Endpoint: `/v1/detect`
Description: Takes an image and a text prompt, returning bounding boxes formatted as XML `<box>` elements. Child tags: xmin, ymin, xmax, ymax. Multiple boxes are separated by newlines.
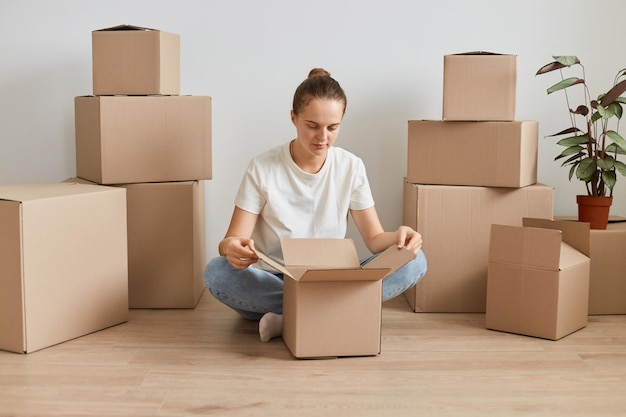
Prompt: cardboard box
<box><xmin>555</xmin><ymin>216</ymin><xmax>626</xmax><ymax>315</ymax></box>
<box><xmin>66</xmin><ymin>178</ymin><xmax>206</xmax><ymax>308</ymax></box>
<box><xmin>407</xmin><ymin>120</ymin><xmax>538</xmax><ymax>188</ymax></box>
<box><xmin>443</xmin><ymin>52</ymin><xmax>517</xmax><ymax>121</ymax></box>
<box><xmin>92</xmin><ymin>24</ymin><xmax>180</xmax><ymax>95</ymax></box>
<box><xmin>75</xmin><ymin>95</ymin><xmax>212</xmax><ymax>185</ymax></box>
<box><xmin>0</xmin><ymin>183</ymin><xmax>128</xmax><ymax>354</ymax></box>
<box><xmin>124</xmin><ymin>181</ymin><xmax>206</xmax><ymax>308</ymax></box>
<box><xmin>256</xmin><ymin>239</ymin><xmax>415</xmax><ymax>359</ymax></box>
<box><xmin>486</xmin><ymin>218</ymin><xmax>591</xmax><ymax>340</ymax></box>
<box><xmin>402</xmin><ymin>181</ymin><xmax>554</xmax><ymax>313</ymax></box>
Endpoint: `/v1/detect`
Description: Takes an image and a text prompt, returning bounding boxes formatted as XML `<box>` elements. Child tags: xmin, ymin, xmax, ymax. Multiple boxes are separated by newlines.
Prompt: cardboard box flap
<box><xmin>450</xmin><ymin>51</ymin><xmax>512</xmax><ymax>56</ymax></box>
<box><xmin>490</xmin><ymin>224</ymin><xmax>563</xmax><ymax>271</ymax></box>
<box><xmin>299</xmin><ymin>268</ymin><xmax>390</xmax><ymax>282</ymax></box>
<box><xmin>95</xmin><ymin>24</ymin><xmax>159</xmax><ymax>32</ymax></box>
<box><xmin>523</xmin><ymin>217</ymin><xmax>591</xmax><ymax>256</ymax></box>
<box><xmin>363</xmin><ymin>245</ymin><xmax>417</xmax><ymax>276</ymax></box>
<box><xmin>281</xmin><ymin>238</ymin><xmax>359</xmax><ymax>268</ymax></box>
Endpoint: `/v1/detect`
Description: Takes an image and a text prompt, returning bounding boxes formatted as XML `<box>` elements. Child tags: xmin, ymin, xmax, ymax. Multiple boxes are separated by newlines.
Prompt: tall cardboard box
<box><xmin>407</xmin><ymin>120</ymin><xmax>538</xmax><ymax>188</ymax></box>
<box><xmin>75</xmin><ymin>95</ymin><xmax>212</xmax><ymax>185</ymax></box>
<box><xmin>442</xmin><ymin>52</ymin><xmax>517</xmax><ymax>121</ymax></box>
<box><xmin>555</xmin><ymin>217</ymin><xmax>626</xmax><ymax>314</ymax></box>
<box><xmin>92</xmin><ymin>25</ymin><xmax>180</xmax><ymax>95</ymax></box>
<box><xmin>486</xmin><ymin>219</ymin><xmax>591</xmax><ymax>340</ymax></box>
<box><xmin>256</xmin><ymin>239</ymin><xmax>415</xmax><ymax>359</ymax></box>
<box><xmin>402</xmin><ymin>180</ymin><xmax>554</xmax><ymax>312</ymax></box>
<box><xmin>0</xmin><ymin>183</ymin><xmax>128</xmax><ymax>354</ymax></box>
<box><xmin>124</xmin><ymin>181</ymin><xmax>206</xmax><ymax>308</ymax></box>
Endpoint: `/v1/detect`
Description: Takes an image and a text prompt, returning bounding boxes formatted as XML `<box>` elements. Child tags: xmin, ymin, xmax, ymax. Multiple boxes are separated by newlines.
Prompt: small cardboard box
<box><xmin>486</xmin><ymin>218</ymin><xmax>591</xmax><ymax>340</ymax></box>
<box><xmin>75</xmin><ymin>95</ymin><xmax>212</xmax><ymax>185</ymax></box>
<box><xmin>442</xmin><ymin>52</ymin><xmax>517</xmax><ymax>121</ymax></box>
<box><xmin>402</xmin><ymin>180</ymin><xmax>554</xmax><ymax>313</ymax></box>
<box><xmin>407</xmin><ymin>120</ymin><xmax>538</xmax><ymax>188</ymax></box>
<box><xmin>92</xmin><ymin>24</ymin><xmax>180</xmax><ymax>95</ymax></box>
<box><xmin>555</xmin><ymin>216</ymin><xmax>626</xmax><ymax>315</ymax></box>
<box><xmin>0</xmin><ymin>183</ymin><xmax>128</xmax><ymax>354</ymax></box>
<box><xmin>66</xmin><ymin>178</ymin><xmax>206</xmax><ymax>308</ymax></box>
<box><xmin>256</xmin><ymin>239</ymin><xmax>415</xmax><ymax>359</ymax></box>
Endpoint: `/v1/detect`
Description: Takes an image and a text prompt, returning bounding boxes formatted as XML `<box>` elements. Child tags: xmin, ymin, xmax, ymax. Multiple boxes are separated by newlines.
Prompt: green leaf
<box><xmin>606</xmin><ymin>130</ymin><xmax>626</xmax><ymax>153</ymax></box>
<box><xmin>615</xmin><ymin>160</ymin><xmax>626</xmax><ymax>176</ymax></box>
<box><xmin>554</xmin><ymin>56</ymin><xmax>580</xmax><ymax>66</ymax></box>
<box><xmin>616</xmin><ymin>97</ymin><xmax>626</xmax><ymax>104</ymax></box>
<box><xmin>576</xmin><ymin>157</ymin><xmax>597</xmax><ymax>180</ymax></box>
<box><xmin>597</xmin><ymin>154</ymin><xmax>615</xmax><ymax>170</ymax></box>
<box><xmin>602</xmin><ymin>170</ymin><xmax>617</xmax><ymax>189</ymax></box>
<box><xmin>556</xmin><ymin>135</ymin><xmax>589</xmax><ymax>147</ymax></box>
<box><xmin>591</xmin><ymin>111</ymin><xmax>603</xmax><ymax>123</ymax></box>
<box><xmin>597</xmin><ymin>104</ymin><xmax>615</xmax><ymax>119</ymax></box>
<box><xmin>556</xmin><ymin>146</ymin><xmax>584</xmax><ymax>161</ymax></box>
<box><xmin>568</xmin><ymin>164</ymin><xmax>576</xmax><ymax>181</ymax></box>
<box><xmin>606</xmin><ymin>143</ymin><xmax>626</xmax><ymax>155</ymax></box>
<box><xmin>610</xmin><ymin>102</ymin><xmax>623</xmax><ymax>119</ymax></box>
<box><xmin>547</xmin><ymin>77</ymin><xmax>584</xmax><ymax>94</ymax></box>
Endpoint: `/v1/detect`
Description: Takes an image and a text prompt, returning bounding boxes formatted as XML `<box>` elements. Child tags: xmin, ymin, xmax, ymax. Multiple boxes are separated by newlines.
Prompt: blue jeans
<box><xmin>204</xmin><ymin>250</ymin><xmax>427</xmax><ymax>321</ymax></box>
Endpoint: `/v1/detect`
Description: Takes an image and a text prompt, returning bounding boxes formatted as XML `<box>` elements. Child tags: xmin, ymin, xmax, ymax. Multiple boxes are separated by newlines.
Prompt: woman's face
<box><xmin>291</xmin><ymin>98</ymin><xmax>344</xmax><ymax>157</ymax></box>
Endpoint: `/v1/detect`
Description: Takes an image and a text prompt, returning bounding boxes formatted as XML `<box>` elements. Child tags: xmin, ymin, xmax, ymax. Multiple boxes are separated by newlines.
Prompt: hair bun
<box><xmin>308</xmin><ymin>68</ymin><xmax>331</xmax><ymax>78</ymax></box>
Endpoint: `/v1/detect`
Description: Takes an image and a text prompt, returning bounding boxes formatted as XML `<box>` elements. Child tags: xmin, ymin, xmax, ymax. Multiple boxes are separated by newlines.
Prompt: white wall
<box><xmin>1</xmin><ymin>0</ymin><xmax>625</xmax><ymax>259</ymax></box>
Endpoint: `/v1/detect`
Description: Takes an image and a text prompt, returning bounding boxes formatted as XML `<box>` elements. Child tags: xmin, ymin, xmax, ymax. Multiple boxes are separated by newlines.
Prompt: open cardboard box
<box><xmin>255</xmin><ymin>238</ymin><xmax>415</xmax><ymax>359</ymax></box>
<box><xmin>486</xmin><ymin>218</ymin><xmax>591</xmax><ymax>340</ymax></box>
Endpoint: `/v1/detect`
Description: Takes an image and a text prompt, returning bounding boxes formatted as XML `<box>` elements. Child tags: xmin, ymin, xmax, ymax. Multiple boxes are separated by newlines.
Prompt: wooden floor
<box><xmin>2</xmin><ymin>292</ymin><xmax>626</xmax><ymax>417</ymax></box>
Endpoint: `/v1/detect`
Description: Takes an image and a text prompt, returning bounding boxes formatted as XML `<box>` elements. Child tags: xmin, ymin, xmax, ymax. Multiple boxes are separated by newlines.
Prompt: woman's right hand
<box><xmin>220</xmin><ymin>236</ymin><xmax>259</xmax><ymax>269</ymax></box>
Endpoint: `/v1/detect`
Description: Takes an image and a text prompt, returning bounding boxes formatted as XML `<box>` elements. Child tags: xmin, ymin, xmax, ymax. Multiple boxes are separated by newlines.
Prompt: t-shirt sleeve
<box><xmin>349</xmin><ymin>159</ymin><xmax>375</xmax><ymax>210</ymax></box>
<box><xmin>234</xmin><ymin>160</ymin><xmax>266</xmax><ymax>214</ymax></box>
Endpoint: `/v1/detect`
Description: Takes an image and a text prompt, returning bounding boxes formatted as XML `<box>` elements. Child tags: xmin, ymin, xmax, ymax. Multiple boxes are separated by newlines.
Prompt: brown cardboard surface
<box><xmin>124</xmin><ymin>181</ymin><xmax>206</xmax><ymax>308</ymax></box>
<box><xmin>65</xmin><ymin>178</ymin><xmax>206</xmax><ymax>309</ymax></box>
<box><xmin>0</xmin><ymin>183</ymin><xmax>128</xmax><ymax>354</ymax></box>
<box><xmin>402</xmin><ymin>181</ymin><xmax>554</xmax><ymax>313</ymax></box>
<box><xmin>407</xmin><ymin>120</ymin><xmax>538</xmax><ymax>188</ymax></box>
<box><xmin>555</xmin><ymin>216</ymin><xmax>626</xmax><ymax>314</ymax></box>
<box><xmin>75</xmin><ymin>95</ymin><xmax>212</xmax><ymax>185</ymax></box>
<box><xmin>257</xmin><ymin>239</ymin><xmax>415</xmax><ymax>359</ymax></box>
<box><xmin>486</xmin><ymin>222</ymin><xmax>590</xmax><ymax>340</ymax></box>
<box><xmin>92</xmin><ymin>25</ymin><xmax>180</xmax><ymax>95</ymax></box>
<box><xmin>443</xmin><ymin>52</ymin><xmax>517</xmax><ymax>121</ymax></box>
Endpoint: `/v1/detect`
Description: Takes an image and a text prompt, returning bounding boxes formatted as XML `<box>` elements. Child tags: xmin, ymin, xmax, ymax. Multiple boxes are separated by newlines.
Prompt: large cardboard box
<box><xmin>0</xmin><ymin>183</ymin><xmax>128</xmax><ymax>354</ymax></box>
<box><xmin>92</xmin><ymin>24</ymin><xmax>180</xmax><ymax>95</ymax></box>
<box><xmin>442</xmin><ymin>52</ymin><xmax>517</xmax><ymax>121</ymax></box>
<box><xmin>66</xmin><ymin>178</ymin><xmax>206</xmax><ymax>308</ymax></box>
<box><xmin>256</xmin><ymin>239</ymin><xmax>415</xmax><ymax>359</ymax></box>
<box><xmin>75</xmin><ymin>95</ymin><xmax>212</xmax><ymax>185</ymax></box>
<box><xmin>402</xmin><ymin>181</ymin><xmax>554</xmax><ymax>313</ymax></box>
<box><xmin>555</xmin><ymin>216</ymin><xmax>626</xmax><ymax>315</ymax></box>
<box><xmin>486</xmin><ymin>218</ymin><xmax>591</xmax><ymax>340</ymax></box>
<box><xmin>407</xmin><ymin>120</ymin><xmax>538</xmax><ymax>187</ymax></box>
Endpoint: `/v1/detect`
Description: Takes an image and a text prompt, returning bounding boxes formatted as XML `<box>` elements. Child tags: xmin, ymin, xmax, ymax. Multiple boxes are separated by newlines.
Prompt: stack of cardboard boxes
<box><xmin>73</xmin><ymin>25</ymin><xmax>212</xmax><ymax>309</ymax></box>
<box><xmin>403</xmin><ymin>52</ymin><xmax>555</xmax><ymax>314</ymax></box>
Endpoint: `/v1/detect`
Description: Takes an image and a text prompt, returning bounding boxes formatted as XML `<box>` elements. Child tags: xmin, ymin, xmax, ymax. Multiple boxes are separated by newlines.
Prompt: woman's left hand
<box><xmin>396</xmin><ymin>225</ymin><xmax>423</xmax><ymax>254</ymax></box>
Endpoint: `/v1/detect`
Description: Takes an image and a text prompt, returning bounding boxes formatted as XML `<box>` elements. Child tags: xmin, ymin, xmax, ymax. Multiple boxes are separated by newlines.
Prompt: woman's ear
<box><xmin>290</xmin><ymin>110</ymin><xmax>296</xmax><ymax>125</ymax></box>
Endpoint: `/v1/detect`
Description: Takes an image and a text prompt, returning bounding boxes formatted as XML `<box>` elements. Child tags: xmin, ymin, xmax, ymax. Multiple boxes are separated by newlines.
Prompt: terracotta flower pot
<box><xmin>576</xmin><ymin>195</ymin><xmax>613</xmax><ymax>230</ymax></box>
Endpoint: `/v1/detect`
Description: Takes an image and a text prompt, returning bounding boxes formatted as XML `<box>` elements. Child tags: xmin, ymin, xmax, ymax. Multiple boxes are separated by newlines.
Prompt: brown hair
<box><xmin>292</xmin><ymin>68</ymin><xmax>347</xmax><ymax>115</ymax></box>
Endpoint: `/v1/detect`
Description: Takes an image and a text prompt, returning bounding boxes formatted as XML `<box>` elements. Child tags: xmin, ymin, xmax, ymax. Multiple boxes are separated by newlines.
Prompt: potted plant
<box><xmin>536</xmin><ymin>56</ymin><xmax>626</xmax><ymax>229</ymax></box>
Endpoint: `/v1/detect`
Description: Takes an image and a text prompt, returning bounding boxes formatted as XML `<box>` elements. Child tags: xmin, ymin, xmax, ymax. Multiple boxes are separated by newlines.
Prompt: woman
<box><xmin>205</xmin><ymin>68</ymin><xmax>427</xmax><ymax>342</ymax></box>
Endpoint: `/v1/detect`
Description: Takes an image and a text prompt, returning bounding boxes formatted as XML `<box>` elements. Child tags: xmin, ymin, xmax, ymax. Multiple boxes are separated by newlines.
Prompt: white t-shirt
<box><xmin>235</xmin><ymin>142</ymin><xmax>375</xmax><ymax>268</ymax></box>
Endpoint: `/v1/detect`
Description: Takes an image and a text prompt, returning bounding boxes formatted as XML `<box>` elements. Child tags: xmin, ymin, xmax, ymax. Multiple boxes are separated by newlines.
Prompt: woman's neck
<box><xmin>290</xmin><ymin>139</ymin><xmax>326</xmax><ymax>174</ymax></box>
